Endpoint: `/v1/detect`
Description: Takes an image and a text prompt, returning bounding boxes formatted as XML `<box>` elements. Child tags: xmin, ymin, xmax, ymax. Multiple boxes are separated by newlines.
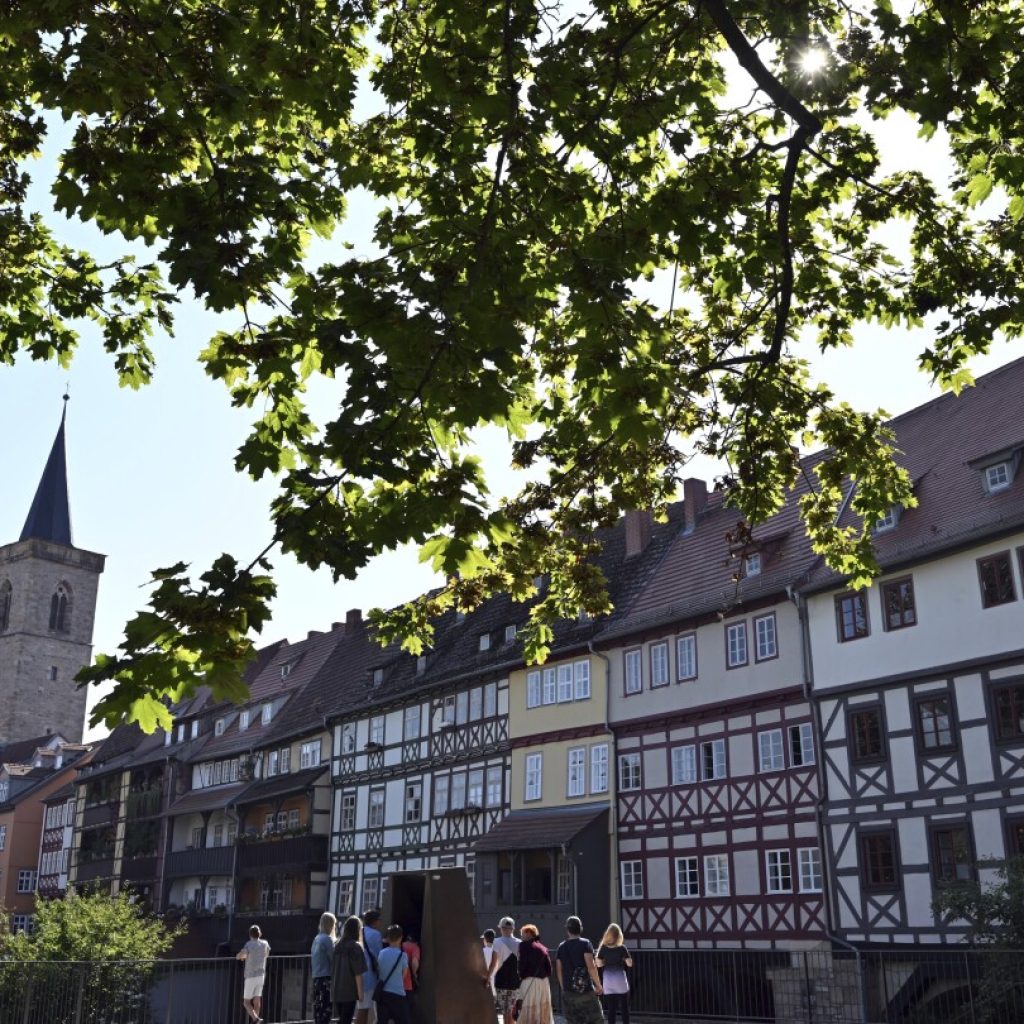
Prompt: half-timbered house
<box><xmin>599</xmin><ymin>478</ymin><xmax>826</xmax><ymax>949</ymax></box>
<box><xmin>327</xmin><ymin>605</ymin><xmax>513</xmax><ymax>927</ymax></box>
<box><xmin>804</xmin><ymin>356</ymin><xmax>1024</xmax><ymax>945</ymax></box>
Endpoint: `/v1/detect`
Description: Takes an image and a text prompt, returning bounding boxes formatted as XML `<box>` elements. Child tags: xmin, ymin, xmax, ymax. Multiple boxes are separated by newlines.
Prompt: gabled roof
<box><xmin>802</xmin><ymin>356</ymin><xmax>1024</xmax><ymax>591</ymax></box>
<box><xmin>20</xmin><ymin>403</ymin><xmax>73</xmax><ymax>546</ymax></box>
<box><xmin>0</xmin><ymin>734</ymin><xmax>66</xmax><ymax>765</ymax></box>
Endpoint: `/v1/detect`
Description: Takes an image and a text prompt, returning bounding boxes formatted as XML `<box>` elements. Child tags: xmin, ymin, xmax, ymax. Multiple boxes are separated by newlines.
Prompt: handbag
<box><xmin>373</xmin><ymin>950</ymin><xmax>403</xmax><ymax>1003</ymax></box>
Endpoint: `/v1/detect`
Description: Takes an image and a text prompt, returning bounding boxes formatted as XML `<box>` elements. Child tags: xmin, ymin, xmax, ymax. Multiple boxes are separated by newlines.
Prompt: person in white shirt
<box><xmin>481</xmin><ymin>930</ymin><xmax>496</xmax><ymax>995</ymax></box>
<box><xmin>487</xmin><ymin>917</ymin><xmax>521</xmax><ymax>1022</ymax></box>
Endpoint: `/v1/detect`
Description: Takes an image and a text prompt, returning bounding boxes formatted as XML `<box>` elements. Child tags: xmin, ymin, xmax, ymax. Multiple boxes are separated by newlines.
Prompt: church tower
<box><xmin>0</xmin><ymin>401</ymin><xmax>105</xmax><ymax>743</ymax></box>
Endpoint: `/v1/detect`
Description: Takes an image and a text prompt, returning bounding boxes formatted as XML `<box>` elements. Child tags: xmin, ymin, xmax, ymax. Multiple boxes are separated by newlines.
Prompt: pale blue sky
<box><xmin>2</xmin><ymin>99</ymin><xmax>1017</xmax><ymax>741</ymax></box>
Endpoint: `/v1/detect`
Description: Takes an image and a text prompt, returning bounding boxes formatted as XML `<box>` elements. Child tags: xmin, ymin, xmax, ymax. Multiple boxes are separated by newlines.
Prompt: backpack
<box><xmin>494</xmin><ymin>945</ymin><xmax>519</xmax><ymax>990</ymax></box>
<box><xmin>569</xmin><ymin>965</ymin><xmax>590</xmax><ymax>993</ymax></box>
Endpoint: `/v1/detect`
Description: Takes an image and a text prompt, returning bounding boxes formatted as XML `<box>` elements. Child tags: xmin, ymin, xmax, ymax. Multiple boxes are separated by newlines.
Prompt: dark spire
<box><xmin>20</xmin><ymin>396</ymin><xmax>73</xmax><ymax>546</ymax></box>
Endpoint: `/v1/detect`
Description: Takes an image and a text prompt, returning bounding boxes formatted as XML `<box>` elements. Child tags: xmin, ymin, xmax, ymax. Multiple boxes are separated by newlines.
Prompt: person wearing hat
<box><xmin>487</xmin><ymin>916</ymin><xmax>521</xmax><ymax>1022</ymax></box>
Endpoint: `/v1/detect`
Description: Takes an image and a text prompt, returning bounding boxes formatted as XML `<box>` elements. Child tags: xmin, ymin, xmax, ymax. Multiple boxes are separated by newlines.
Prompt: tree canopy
<box><xmin>2</xmin><ymin>1</ymin><xmax>1021</xmax><ymax>729</ymax></box>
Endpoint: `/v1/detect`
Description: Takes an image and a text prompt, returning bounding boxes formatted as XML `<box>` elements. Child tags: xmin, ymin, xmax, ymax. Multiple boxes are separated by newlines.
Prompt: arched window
<box><xmin>49</xmin><ymin>583</ymin><xmax>71</xmax><ymax>634</ymax></box>
<box><xmin>0</xmin><ymin>581</ymin><xmax>11</xmax><ymax>632</ymax></box>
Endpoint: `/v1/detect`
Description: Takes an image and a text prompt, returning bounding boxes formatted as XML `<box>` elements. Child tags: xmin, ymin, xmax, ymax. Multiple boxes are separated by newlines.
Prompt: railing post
<box><xmin>964</xmin><ymin>950</ymin><xmax>976</xmax><ymax>1024</ymax></box>
<box><xmin>804</xmin><ymin>951</ymin><xmax>814</xmax><ymax>1024</ymax></box>
<box><xmin>72</xmin><ymin>964</ymin><xmax>86</xmax><ymax>1024</ymax></box>
<box><xmin>164</xmin><ymin>960</ymin><xmax>174</xmax><ymax>1024</ymax></box>
<box><xmin>732</xmin><ymin>952</ymin><xmax>740</xmax><ymax>1023</ymax></box>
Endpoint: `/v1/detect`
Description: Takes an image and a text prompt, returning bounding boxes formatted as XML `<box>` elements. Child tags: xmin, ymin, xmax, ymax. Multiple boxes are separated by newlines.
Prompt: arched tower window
<box><xmin>49</xmin><ymin>582</ymin><xmax>71</xmax><ymax>634</ymax></box>
<box><xmin>0</xmin><ymin>581</ymin><xmax>11</xmax><ymax>632</ymax></box>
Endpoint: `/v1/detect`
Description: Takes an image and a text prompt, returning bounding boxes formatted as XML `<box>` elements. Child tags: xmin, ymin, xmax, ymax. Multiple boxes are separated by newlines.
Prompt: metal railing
<box><xmin>0</xmin><ymin>947</ymin><xmax>1022</xmax><ymax>1023</ymax></box>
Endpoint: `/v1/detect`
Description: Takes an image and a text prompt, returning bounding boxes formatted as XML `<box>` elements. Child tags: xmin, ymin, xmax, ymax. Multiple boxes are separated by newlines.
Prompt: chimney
<box><xmin>683</xmin><ymin>477</ymin><xmax>708</xmax><ymax>534</ymax></box>
<box><xmin>346</xmin><ymin>608</ymin><xmax>363</xmax><ymax>629</ymax></box>
<box><xmin>624</xmin><ymin>509</ymin><xmax>653</xmax><ymax>559</ymax></box>
<box><xmin>331</xmin><ymin>621</ymin><xmax>344</xmax><ymax>631</ymax></box>
<box><xmin>307</xmin><ymin>629</ymin><xmax>324</xmax><ymax>640</ymax></box>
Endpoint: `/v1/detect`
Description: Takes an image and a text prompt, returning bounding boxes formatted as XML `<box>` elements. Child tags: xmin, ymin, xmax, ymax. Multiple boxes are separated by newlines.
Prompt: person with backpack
<box><xmin>516</xmin><ymin>924</ymin><xmax>554</xmax><ymax>1024</ymax></box>
<box><xmin>595</xmin><ymin>923</ymin><xmax>633</xmax><ymax>1024</ymax></box>
<box><xmin>555</xmin><ymin>916</ymin><xmax>604</xmax><ymax>1024</ymax></box>
<box><xmin>375</xmin><ymin>924</ymin><xmax>411</xmax><ymax>1024</ymax></box>
<box><xmin>488</xmin><ymin>915</ymin><xmax>520</xmax><ymax>1022</ymax></box>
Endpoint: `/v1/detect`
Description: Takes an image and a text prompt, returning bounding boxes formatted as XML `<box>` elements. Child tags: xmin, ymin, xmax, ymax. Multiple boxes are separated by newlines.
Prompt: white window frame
<box><xmin>557</xmin><ymin>664</ymin><xmax>574</xmax><ymax>703</ymax></box>
<box><xmin>267</xmin><ymin>750</ymin><xmax>279</xmax><ymax>777</ymax></box>
<box><xmin>404</xmin><ymin>782</ymin><xmax>422</xmax><ymax>823</ymax></box>
<box><xmin>590</xmin><ymin>744</ymin><xmax>609</xmax><ymax>794</ymax></box>
<box><xmin>574</xmin><ymin>660</ymin><xmax>591</xmax><ymax>700</ymax></box>
<box><xmin>340</xmin><ymin>792</ymin><xmax>356</xmax><ymax>831</ymax></box>
<box><xmin>704</xmin><ymin>854</ymin><xmax>730</xmax><ymax>897</ymax></box>
<box><xmin>745</xmin><ymin>552</ymin><xmax>762</xmax><ymax>577</ymax></box>
<box><xmin>726</xmin><ymin>621</ymin><xmax>748</xmax><ymax>668</ymax></box>
<box><xmin>986</xmin><ymin>462</ymin><xmax>1011</xmax><ymax>493</ymax></box>
<box><xmin>451</xmin><ymin>771</ymin><xmax>467</xmax><ymax>810</ymax></box>
<box><xmin>675</xmin><ymin>856</ymin><xmax>699</xmax><ymax>898</ymax></box>
<box><xmin>798</xmin><ymin>847</ymin><xmax>823</xmax><ymax>893</ymax></box>
<box><xmin>369</xmin><ymin>715</ymin><xmax>385</xmax><ymax>745</ymax></box>
<box><xmin>650</xmin><ymin>641</ymin><xmax>670</xmax><ymax>688</ymax></box>
<box><xmin>214</xmin><ymin>718</ymin><xmax>225</xmax><ymax>737</ymax></box>
<box><xmin>701</xmin><ymin>739</ymin><xmax>727</xmax><ymax>781</ymax></box>
<box><xmin>671</xmin><ymin>744</ymin><xmax>698</xmax><ymax>785</ymax></box>
<box><xmin>479</xmin><ymin>633</ymin><xmax>491</xmax><ymax>652</ymax></box>
<box><xmin>486</xmin><ymin>765</ymin><xmax>503</xmax><ymax>806</ymax></box>
<box><xmin>621</xmin><ymin>860</ymin><xmax>644</xmax><ymax>900</ymax></box>
<box><xmin>618</xmin><ymin>752</ymin><xmax>642</xmax><ymax>791</ymax></box>
<box><xmin>434</xmin><ymin>775</ymin><xmax>450</xmax><ymax>816</ymax></box>
<box><xmin>469</xmin><ymin>687</ymin><xmax>483</xmax><ymax>720</ymax></box>
<box><xmin>261</xmin><ymin>703</ymin><xmax>272</xmax><ymax>726</ymax></box>
<box><xmin>300</xmin><ymin>739</ymin><xmax>321</xmax><ymax>768</ymax></box>
<box><xmin>758</xmin><ymin>729</ymin><xmax>785</xmax><ymax>772</ymax></box>
<box><xmin>624</xmin><ymin>649</ymin><xmax>643</xmax><ymax>694</ymax></box>
<box><xmin>542</xmin><ymin>668</ymin><xmax>557</xmax><ymax>705</ymax></box>
<box><xmin>467</xmin><ymin>768</ymin><xmax>484</xmax><ymax>808</ymax></box>
<box><xmin>754</xmin><ymin>613</ymin><xmax>777</xmax><ymax>661</ymax></box>
<box><xmin>525</xmin><ymin>753</ymin><xmax>543</xmax><ymax>802</ymax></box>
<box><xmin>766</xmin><ymin>850</ymin><xmax>793</xmax><ymax>894</ymax></box>
<box><xmin>336</xmin><ymin>878</ymin><xmax>355</xmax><ymax>917</ymax></box>
<box><xmin>567</xmin><ymin>747</ymin><xmax>586</xmax><ymax>797</ymax></box>
<box><xmin>873</xmin><ymin>506</ymin><xmax>899</xmax><ymax>532</ymax></box>
<box><xmin>361</xmin><ymin>876</ymin><xmax>380</xmax><ymax>914</ymax></box>
<box><xmin>504</xmin><ymin>624</ymin><xmax>517</xmax><ymax>644</ymax></box>
<box><xmin>368</xmin><ymin>787</ymin><xmax>386</xmax><ymax>828</ymax></box>
<box><xmin>527</xmin><ymin>671</ymin><xmax>541</xmax><ymax>709</ymax></box>
<box><xmin>676</xmin><ymin>633</ymin><xmax>697</xmax><ymax>681</ymax></box>
<box><xmin>16</xmin><ymin>869</ymin><xmax>37</xmax><ymax>894</ymax></box>
<box><xmin>789</xmin><ymin>723</ymin><xmax>815</xmax><ymax>767</ymax></box>
<box><xmin>404</xmin><ymin>704</ymin><xmax>421</xmax><ymax>740</ymax></box>
<box><xmin>484</xmin><ymin>682</ymin><xmax>497</xmax><ymax>717</ymax></box>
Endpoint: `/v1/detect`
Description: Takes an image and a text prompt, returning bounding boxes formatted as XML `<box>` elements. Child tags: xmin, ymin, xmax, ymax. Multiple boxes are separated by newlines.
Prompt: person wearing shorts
<box><xmin>237</xmin><ymin>924</ymin><xmax>271</xmax><ymax>1023</ymax></box>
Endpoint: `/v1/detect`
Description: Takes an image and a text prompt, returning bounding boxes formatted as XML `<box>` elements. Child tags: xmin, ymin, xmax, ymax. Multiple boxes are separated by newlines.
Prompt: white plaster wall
<box><xmin>608</xmin><ymin>601</ymin><xmax>803</xmax><ymax>725</ymax></box>
<box><xmin>809</xmin><ymin>533</ymin><xmax>1024</xmax><ymax>690</ymax></box>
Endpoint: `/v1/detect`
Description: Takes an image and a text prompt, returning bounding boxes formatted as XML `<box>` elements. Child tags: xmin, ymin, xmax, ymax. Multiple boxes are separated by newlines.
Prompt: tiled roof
<box><xmin>164</xmin><ymin>781</ymin><xmax>249</xmax><ymax>816</ymax></box>
<box><xmin>236</xmin><ymin>765</ymin><xmax>328</xmax><ymax>806</ymax></box>
<box><xmin>0</xmin><ymin>734</ymin><xmax>64</xmax><ymax>765</ymax></box>
<box><xmin>802</xmin><ymin>356</ymin><xmax>1024</xmax><ymax>591</ymax></box>
<box><xmin>472</xmin><ymin>803</ymin><xmax>608</xmax><ymax>852</ymax></box>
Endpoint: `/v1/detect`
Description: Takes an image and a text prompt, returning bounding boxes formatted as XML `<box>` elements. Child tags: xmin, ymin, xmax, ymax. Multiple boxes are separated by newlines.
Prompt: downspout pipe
<box><xmin>588</xmin><ymin>640</ymin><xmax>617</xmax><ymax>924</ymax></box>
<box><xmin>788</xmin><ymin>585</ymin><xmax>868</xmax><ymax>1024</ymax></box>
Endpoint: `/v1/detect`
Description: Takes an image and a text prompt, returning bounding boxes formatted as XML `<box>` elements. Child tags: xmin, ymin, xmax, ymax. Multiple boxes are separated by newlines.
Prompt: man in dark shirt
<box><xmin>555</xmin><ymin>916</ymin><xmax>604</xmax><ymax>1024</ymax></box>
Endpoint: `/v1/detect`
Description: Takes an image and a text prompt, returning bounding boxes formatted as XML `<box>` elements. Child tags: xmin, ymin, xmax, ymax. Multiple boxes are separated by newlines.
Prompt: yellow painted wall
<box><xmin>509</xmin><ymin>653</ymin><xmax>606</xmax><ymax>740</ymax></box>
<box><xmin>511</xmin><ymin>734</ymin><xmax>613</xmax><ymax>811</ymax></box>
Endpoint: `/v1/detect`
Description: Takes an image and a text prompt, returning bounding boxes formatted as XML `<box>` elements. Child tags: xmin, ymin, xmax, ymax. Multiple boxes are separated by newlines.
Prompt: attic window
<box><xmin>191</xmin><ymin>720</ymin><xmax>200</xmax><ymax>739</ymax></box>
<box><xmin>416</xmin><ymin>656</ymin><xmax>427</xmax><ymax>675</ymax></box>
<box><xmin>261</xmin><ymin>703</ymin><xmax>273</xmax><ymax>726</ymax></box>
<box><xmin>239</xmin><ymin>709</ymin><xmax>250</xmax><ymax>731</ymax></box>
<box><xmin>986</xmin><ymin>461</ymin><xmax>1011</xmax><ymax>493</ymax></box>
<box><xmin>479</xmin><ymin>633</ymin><xmax>491</xmax><ymax>652</ymax></box>
<box><xmin>214</xmin><ymin>718</ymin><xmax>226</xmax><ymax>737</ymax></box>
<box><xmin>504</xmin><ymin>624</ymin><xmax>517</xmax><ymax>644</ymax></box>
<box><xmin>373</xmin><ymin>668</ymin><xmax>384</xmax><ymax>687</ymax></box>
<box><xmin>280</xmin><ymin>662</ymin><xmax>292</xmax><ymax>680</ymax></box>
<box><xmin>872</xmin><ymin>506</ymin><xmax>901</xmax><ymax>534</ymax></box>
<box><xmin>745</xmin><ymin>553</ymin><xmax>762</xmax><ymax>577</ymax></box>
<box><xmin>176</xmin><ymin>724</ymin><xmax>185</xmax><ymax>743</ymax></box>
<box><xmin>455</xmin><ymin>610</ymin><xmax>466</xmax><ymax>624</ymax></box>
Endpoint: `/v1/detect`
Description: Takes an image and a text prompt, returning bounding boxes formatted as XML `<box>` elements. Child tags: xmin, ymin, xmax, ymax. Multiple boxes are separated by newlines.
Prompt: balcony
<box><xmin>165</xmin><ymin>845</ymin><xmax>235</xmax><ymax>879</ymax></box>
<box><xmin>75</xmin><ymin>857</ymin><xmax>114</xmax><ymax>883</ymax></box>
<box><xmin>82</xmin><ymin>802</ymin><xmax>117</xmax><ymax>828</ymax></box>
<box><xmin>122</xmin><ymin>855</ymin><xmax>159</xmax><ymax>883</ymax></box>
<box><xmin>125</xmin><ymin>788</ymin><xmax>163</xmax><ymax>819</ymax></box>
<box><xmin>238</xmin><ymin>833</ymin><xmax>328</xmax><ymax>874</ymax></box>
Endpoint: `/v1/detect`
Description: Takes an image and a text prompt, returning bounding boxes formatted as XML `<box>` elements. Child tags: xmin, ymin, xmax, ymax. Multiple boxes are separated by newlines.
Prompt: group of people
<box><xmin>482</xmin><ymin>916</ymin><xmax>633</xmax><ymax>1024</ymax></box>
<box><xmin>236</xmin><ymin>911</ymin><xmax>420</xmax><ymax>1024</ymax></box>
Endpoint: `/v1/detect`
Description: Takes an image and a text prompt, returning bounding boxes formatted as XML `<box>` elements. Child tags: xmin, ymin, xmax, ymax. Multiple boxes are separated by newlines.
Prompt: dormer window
<box><xmin>416</xmin><ymin>656</ymin><xmax>427</xmax><ymax>675</ymax></box>
<box><xmin>872</xmin><ymin>506</ymin><xmax>902</xmax><ymax>534</ymax></box>
<box><xmin>986</xmin><ymin>461</ymin><xmax>1011</xmax><ymax>493</ymax></box>
<box><xmin>240</xmin><ymin>709</ymin><xmax>250</xmax><ymax>731</ymax></box>
<box><xmin>372</xmin><ymin>668</ymin><xmax>384</xmax><ymax>687</ymax></box>
<box><xmin>504</xmin><ymin>624</ymin><xmax>517</xmax><ymax>644</ymax></box>
<box><xmin>479</xmin><ymin>633</ymin><xmax>491</xmax><ymax>652</ymax></box>
<box><xmin>214</xmin><ymin>718</ymin><xmax>226</xmax><ymax>737</ymax></box>
<box><xmin>191</xmin><ymin>720</ymin><xmax>200</xmax><ymax>739</ymax></box>
<box><xmin>280</xmin><ymin>662</ymin><xmax>292</xmax><ymax>680</ymax></box>
<box><xmin>455</xmin><ymin>610</ymin><xmax>466</xmax><ymax>624</ymax></box>
<box><xmin>261</xmin><ymin>703</ymin><xmax>272</xmax><ymax>726</ymax></box>
<box><xmin>176</xmin><ymin>724</ymin><xmax>185</xmax><ymax>743</ymax></box>
<box><xmin>745</xmin><ymin>552</ymin><xmax>762</xmax><ymax>577</ymax></box>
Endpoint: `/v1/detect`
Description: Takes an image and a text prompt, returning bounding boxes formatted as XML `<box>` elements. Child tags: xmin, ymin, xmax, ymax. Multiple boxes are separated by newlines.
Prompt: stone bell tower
<box><xmin>0</xmin><ymin>400</ymin><xmax>105</xmax><ymax>743</ymax></box>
